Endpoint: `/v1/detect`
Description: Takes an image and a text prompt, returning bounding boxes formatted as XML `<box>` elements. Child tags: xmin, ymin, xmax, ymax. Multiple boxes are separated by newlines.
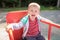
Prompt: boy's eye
<box><xmin>31</xmin><ymin>10</ymin><xmax>33</xmax><ymax>12</ymax></box>
<box><xmin>30</xmin><ymin>10</ymin><xmax>37</xmax><ymax>12</ymax></box>
<box><xmin>35</xmin><ymin>10</ymin><xmax>37</xmax><ymax>12</ymax></box>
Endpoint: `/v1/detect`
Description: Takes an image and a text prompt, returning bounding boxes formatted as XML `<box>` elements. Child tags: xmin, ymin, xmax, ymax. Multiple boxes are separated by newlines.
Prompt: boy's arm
<box><xmin>37</xmin><ymin>15</ymin><xmax>53</xmax><ymax>23</ymax></box>
<box><xmin>37</xmin><ymin>15</ymin><xmax>60</xmax><ymax>28</ymax></box>
<box><xmin>37</xmin><ymin>15</ymin><xmax>60</xmax><ymax>26</ymax></box>
<box><xmin>7</xmin><ymin>15</ymin><xmax>28</xmax><ymax>30</ymax></box>
<box><xmin>7</xmin><ymin>21</ymin><xmax>24</xmax><ymax>30</ymax></box>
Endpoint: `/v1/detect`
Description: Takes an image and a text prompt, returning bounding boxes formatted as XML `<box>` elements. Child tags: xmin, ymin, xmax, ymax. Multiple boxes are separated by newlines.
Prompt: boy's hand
<box><xmin>6</xmin><ymin>24</ymin><xmax>14</xmax><ymax>30</ymax></box>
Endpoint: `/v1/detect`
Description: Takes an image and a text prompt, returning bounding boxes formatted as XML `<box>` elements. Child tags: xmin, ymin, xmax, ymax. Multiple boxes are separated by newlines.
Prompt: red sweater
<box><xmin>26</xmin><ymin>17</ymin><xmax>39</xmax><ymax>36</ymax></box>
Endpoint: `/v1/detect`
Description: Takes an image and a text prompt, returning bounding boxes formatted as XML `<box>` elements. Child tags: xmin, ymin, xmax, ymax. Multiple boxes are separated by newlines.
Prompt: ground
<box><xmin>0</xmin><ymin>10</ymin><xmax>60</xmax><ymax>40</ymax></box>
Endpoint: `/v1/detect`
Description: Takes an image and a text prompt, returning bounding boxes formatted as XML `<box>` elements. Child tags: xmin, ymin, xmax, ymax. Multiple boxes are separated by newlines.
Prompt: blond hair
<box><xmin>28</xmin><ymin>2</ymin><xmax>40</xmax><ymax>9</ymax></box>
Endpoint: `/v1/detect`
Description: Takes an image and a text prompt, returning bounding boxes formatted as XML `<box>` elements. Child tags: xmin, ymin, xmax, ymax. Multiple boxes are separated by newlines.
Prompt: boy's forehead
<box><xmin>28</xmin><ymin>5</ymin><xmax>39</xmax><ymax>8</ymax></box>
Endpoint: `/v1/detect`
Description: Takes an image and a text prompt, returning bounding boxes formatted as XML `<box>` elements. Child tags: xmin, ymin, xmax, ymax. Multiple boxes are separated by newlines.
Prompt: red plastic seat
<box><xmin>6</xmin><ymin>10</ymin><xmax>27</xmax><ymax>40</ymax></box>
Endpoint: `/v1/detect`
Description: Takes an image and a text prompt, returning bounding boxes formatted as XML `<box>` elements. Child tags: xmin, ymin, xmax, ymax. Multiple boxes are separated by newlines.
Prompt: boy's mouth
<box><xmin>31</xmin><ymin>15</ymin><xmax>35</xmax><ymax>16</ymax></box>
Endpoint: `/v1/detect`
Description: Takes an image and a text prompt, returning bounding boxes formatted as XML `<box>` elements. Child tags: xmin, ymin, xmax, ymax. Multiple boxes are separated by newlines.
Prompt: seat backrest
<box><xmin>6</xmin><ymin>10</ymin><xmax>27</xmax><ymax>40</ymax></box>
<box><xmin>6</xmin><ymin>10</ymin><xmax>27</xmax><ymax>23</ymax></box>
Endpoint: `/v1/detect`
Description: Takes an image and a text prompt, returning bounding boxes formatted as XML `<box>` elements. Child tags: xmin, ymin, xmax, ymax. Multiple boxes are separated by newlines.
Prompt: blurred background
<box><xmin>0</xmin><ymin>0</ymin><xmax>60</xmax><ymax>40</ymax></box>
<box><xmin>0</xmin><ymin>0</ymin><xmax>60</xmax><ymax>11</ymax></box>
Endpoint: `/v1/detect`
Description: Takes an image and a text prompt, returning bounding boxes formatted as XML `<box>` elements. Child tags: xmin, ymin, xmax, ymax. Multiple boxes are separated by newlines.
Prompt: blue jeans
<box><xmin>25</xmin><ymin>33</ymin><xmax>45</xmax><ymax>40</ymax></box>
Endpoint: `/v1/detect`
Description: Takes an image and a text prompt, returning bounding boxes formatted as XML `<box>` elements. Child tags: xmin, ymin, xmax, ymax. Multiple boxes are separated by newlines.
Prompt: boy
<box><xmin>7</xmin><ymin>2</ymin><xmax>54</xmax><ymax>40</ymax></box>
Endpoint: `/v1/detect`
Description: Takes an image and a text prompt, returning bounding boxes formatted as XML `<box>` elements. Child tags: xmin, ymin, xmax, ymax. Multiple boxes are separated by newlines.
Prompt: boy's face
<box><xmin>28</xmin><ymin>5</ymin><xmax>40</xmax><ymax>18</ymax></box>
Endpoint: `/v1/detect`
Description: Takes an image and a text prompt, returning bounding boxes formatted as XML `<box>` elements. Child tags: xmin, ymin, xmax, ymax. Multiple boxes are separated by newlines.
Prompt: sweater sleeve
<box><xmin>37</xmin><ymin>15</ymin><xmax>53</xmax><ymax>23</ymax></box>
<box><xmin>7</xmin><ymin>15</ymin><xmax>28</xmax><ymax>30</ymax></box>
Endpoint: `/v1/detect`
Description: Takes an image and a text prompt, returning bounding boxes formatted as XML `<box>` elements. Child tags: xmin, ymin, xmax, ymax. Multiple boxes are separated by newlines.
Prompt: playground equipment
<box><xmin>6</xmin><ymin>10</ymin><xmax>60</xmax><ymax>40</ymax></box>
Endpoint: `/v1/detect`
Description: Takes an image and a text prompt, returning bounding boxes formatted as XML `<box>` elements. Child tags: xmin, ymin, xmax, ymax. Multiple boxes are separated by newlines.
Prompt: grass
<box><xmin>1</xmin><ymin>6</ymin><xmax>60</xmax><ymax>12</ymax></box>
<box><xmin>2</xmin><ymin>7</ymin><xmax>27</xmax><ymax>12</ymax></box>
<box><xmin>41</xmin><ymin>6</ymin><xmax>60</xmax><ymax>10</ymax></box>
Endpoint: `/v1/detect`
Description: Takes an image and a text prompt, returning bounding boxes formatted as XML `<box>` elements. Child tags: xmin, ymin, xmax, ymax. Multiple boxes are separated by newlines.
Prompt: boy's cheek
<box><xmin>36</xmin><ymin>12</ymin><xmax>40</xmax><ymax>15</ymax></box>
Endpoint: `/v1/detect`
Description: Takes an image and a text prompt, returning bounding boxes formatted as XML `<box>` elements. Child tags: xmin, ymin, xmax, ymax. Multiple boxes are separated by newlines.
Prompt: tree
<box><xmin>57</xmin><ymin>0</ymin><xmax>60</xmax><ymax>8</ymax></box>
<box><xmin>1</xmin><ymin>0</ymin><xmax>6</xmax><ymax>8</ymax></box>
<box><xmin>18</xmin><ymin>0</ymin><xmax>21</xmax><ymax>7</ymax></box>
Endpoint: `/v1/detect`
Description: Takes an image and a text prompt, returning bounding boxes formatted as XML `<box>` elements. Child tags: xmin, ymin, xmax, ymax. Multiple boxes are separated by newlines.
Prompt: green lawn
<box><xmin>2</xmin><ymin>7</ymin><xmax>27</xmax><ymax>12</ymax></box>
<box><xmin>41</xmin><ymin>6</ymin><xmax>60</xmax><ymax>10</ymax></box>
<box><xmin>1</xmin><ymin>6</ymin><xmax>60</xmax><ymax>12</ymax></box>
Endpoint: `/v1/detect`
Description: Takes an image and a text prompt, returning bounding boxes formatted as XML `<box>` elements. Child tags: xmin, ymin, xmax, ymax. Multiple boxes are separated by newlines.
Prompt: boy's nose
<box><xmin>32</xmin><ymin>11</ymin><xmax>36</xmax><ymax>13</ymax></box>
